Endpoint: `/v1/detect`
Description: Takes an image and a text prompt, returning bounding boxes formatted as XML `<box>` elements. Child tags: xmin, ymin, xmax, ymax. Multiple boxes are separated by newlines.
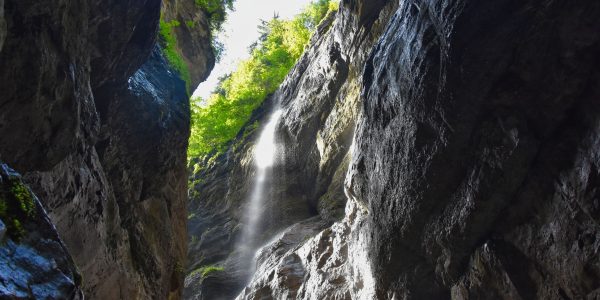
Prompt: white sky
<box><xmin>192</xmin><ymin>0</ymin><xmax>314</xmax><ymax>99</ymax></box>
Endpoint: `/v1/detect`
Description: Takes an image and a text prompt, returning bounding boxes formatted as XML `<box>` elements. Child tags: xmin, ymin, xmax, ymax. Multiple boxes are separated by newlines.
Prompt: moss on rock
<box><xmin>0</xmin><ymin>176</ymin><xmax>36</xmax><ymax>241</ymax></box>
<box><xmin>159</xmin><ymin>17</ymin><xmax>192</xmax><ymax>90</ymax></box>
<box><xmin>191</xmin><ymin>264</ymin><xmax>225</xmax><ymax>280</ymax></box>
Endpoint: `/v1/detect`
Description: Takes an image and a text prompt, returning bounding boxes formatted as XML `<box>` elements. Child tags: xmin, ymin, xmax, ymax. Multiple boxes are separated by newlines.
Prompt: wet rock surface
<box><xmin>98</xmin><ymin>45</ymin><xmax>190</xmax><ymax>298</ymax></box>
<box><xmin>237</xmin><ymin>203</ymin><xmax>372</xmax><ymax>300</ymax></box>
<box><xmin>347</xmin><ymin>0</ymin><xmax>600</xmax><ymax>298</ymax></box>
<box><xmin>25</xmin><ymin>45</ymin><xmax>192</xmax><ymax>299</ymax></box>
<box><xmin>185</xmin><ymin>97</ymin><xmax>277</xmax><ymax>300</ymax></box>
<box><xmin>0</xmin><ymin>163</ymin><xmax>83</xmax><ymax>299</ymax></box>
<box><xmin>0</xmin><ymin>0</ymin><xmax>213</xmax><ymax>298</ymax></box>
<box><xmin>185</xmin><ymin>1</ymin><xmax>398</xmax><ymax>298</ymax></box>
<box><xmin>0</xmin><ymin>0</ymin><xmax>100</xmax><ymax>172</ymax></box>
<box><xmin>192</xmin><ymin>0</ymin><xmax>600</xmax><ymax>299</ymax></box>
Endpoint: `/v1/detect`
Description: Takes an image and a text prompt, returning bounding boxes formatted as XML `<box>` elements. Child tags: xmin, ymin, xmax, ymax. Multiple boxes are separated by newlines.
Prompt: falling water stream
<box><xmin>238</xmin><ymin>108</ymin><xmax>283</xmax><ymax>271</ymax></box>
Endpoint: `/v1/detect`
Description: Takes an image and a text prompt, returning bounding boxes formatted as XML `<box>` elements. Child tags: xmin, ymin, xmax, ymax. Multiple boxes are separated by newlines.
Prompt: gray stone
<box><xmin>0</xmin><ymin>0</ymin><xmax>214</xmax><ymax>298</ymax></box>
<box><xmin>0</xmin><ymin>163</ymin><xmax>83</xmax><ymax>299</ymax></box>
<box><xmin>0</xmin><ymin>219</ymin><xmax>5</xmax><ymax>241</ymax></box>
<box><xmin>162</xmin><ymin>0</ymin><xmax>215</xmax><ymax>89</ymax></box>
<box><xmin>349</xmin><ymin>0</ymin><xmax>600</xmax><ymax>298</ymax></box>
<box><xmin>185</xmin><ymin>2</ymin><xmax>399</xmax><ymax>298</ymax></box>
<box><xmin>192</xmin><ymin>0</ymin><xmax>600</xmax><ymax>299</ymax></box>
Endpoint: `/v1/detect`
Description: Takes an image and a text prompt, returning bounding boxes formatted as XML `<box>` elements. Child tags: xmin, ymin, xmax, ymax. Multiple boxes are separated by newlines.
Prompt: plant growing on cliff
<box><xmin>191</xmin><ymin>265</ymin><xmax>225</xmax><ymax>280</ymax></box>
<box><xmin>159</xmin><ymin>18</ymin><xmax>192</xmax><ymax>89</ymax></box>
<box><xmin>195</xmin><ymin>0</ymin><xmax>234</xmax><ymax>32</ymax></box>
<box><xmin>0</xmin><ymin>178</ymin><xmax>36</xmax><ymax>241</ymax></box>
<box><xmin>159</xmin><ymin>0</ymin><xmax>235</xmax><ymax>88</ymax></box>
<box><xmin>195</xmin><ymin>0</ymin><xmax>234</xmax><ymax>64</ymax></box>
<box><xmin>188</xmin><ymin>0</ymin><xmax>339</xmax><ymax>157</ymax></box>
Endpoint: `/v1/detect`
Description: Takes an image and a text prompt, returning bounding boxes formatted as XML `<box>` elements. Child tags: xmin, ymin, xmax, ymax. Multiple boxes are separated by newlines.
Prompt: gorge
<box><xmin>1</xmin><ymin>0</ymin><xmax>600</xmax><ymax>300</ymax></box>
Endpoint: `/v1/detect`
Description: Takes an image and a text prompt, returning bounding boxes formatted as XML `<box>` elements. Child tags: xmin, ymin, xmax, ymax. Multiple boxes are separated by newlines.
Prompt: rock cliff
<box><xmin>185</xmin><ymin>1</ymin><xmax>398</xmax><ymax>298</ymax></box>
<box><xmin>189</xmin><ymin>0</ymin><xmax>600</xmax><ymax>299</ymax></box>
<box><xmin>162</xmin><ymin>0</ymin><xmax>215</xmax><ymax>88</ymax></box>
<box><xmin>0</xmin><ymin>163</ymin><xmax>83</xmax><ymax>299</ymax></box>
<box><xmin>0</xmin><ymin>0</ymin><xmax>214</xmax><ymax>299</ymax></box>
<box><xmin>348</xmin><ymin>0</ymin><xmax>600</xmax><ymax>298</ymax></box>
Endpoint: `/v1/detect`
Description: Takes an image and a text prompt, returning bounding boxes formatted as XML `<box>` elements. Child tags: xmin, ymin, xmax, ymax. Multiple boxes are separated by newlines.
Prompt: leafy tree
<box><xmin>195</xmin><ymin>0</ymin><xmax>235</xmax><ymax>31</ymax></box>
<box><xmin>196</xmin><ymin>0</ymin><xmax>235</xmax><ymax>61</ymax></box>
<box><xmin>188</xmin><ymin>1</ymin><xmax>338</xmax><ymax>158</ymax></box>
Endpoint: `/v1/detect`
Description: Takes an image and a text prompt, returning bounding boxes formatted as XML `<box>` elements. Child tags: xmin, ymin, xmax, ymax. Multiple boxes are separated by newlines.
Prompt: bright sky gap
<box><xmin>192</xmin><ymin>0</ymin><xmax>314</xmax><ymax>100</ymax></box>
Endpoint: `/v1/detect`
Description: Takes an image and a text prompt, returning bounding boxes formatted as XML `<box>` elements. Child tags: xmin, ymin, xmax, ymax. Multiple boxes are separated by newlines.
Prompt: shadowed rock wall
<box><xmin>0</xmin><ymin>0</ymin><xmax>214</xmax><ymax>298</ymax></box>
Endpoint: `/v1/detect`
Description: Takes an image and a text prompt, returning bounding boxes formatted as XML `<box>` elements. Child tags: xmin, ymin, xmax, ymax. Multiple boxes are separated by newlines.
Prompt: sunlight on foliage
<box><xmin>195</xmin><ymin>0</ymin><xmax>235</xmax><ymax>31</ymax></box>
<box><xmin>196</xmin><ymin>0</ymin><xmax>235</xmax><ymax>62</ymax></box>
<box><xmin>191</xmin><ymin>265</ymin><xmax>225</xmax><ymax>280</ymax></box>
<box><xmin>159</xmin><ymin>1</ymin><xmax>234</xmax><ymax>87</ymax></box>
<box><xmin>188</xmin><ymin>0</ymin><xmax>338</xmax><ymax>157</ymax></box>
<box><xmin>159</xmin><ymin>17</ymin><xmax>191</xmax><ymax>89</ymax></box>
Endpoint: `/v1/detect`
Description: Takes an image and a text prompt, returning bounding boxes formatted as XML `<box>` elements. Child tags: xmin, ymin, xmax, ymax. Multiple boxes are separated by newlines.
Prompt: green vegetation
<box><xmin>195</xmin><ymin>0</ymin><xmax>235</xmax><ymax>31</ymax></box>
<box><xmin>188</xmin><ymin>0</ymin><xmax>339</xmax><ymax>157</ymax></box>
<box><xmin>195</xmin><ymin>0</ymin><xmax>234</xmax><ymax>63</ymax></box>
<box><xmin>174</xmin><ymin>261</ymin><xmax>185</xmax><ymax>274</ymax></box>
<box><xmin>185</xmin><ymin>20</ymin><xmax>196</xmax><ymax>29</ymax></box>
<box><xmin>0</xmin><ymin>178</ymin><xmax>36</xmax><ymax>241</ymax></box>
<box><xmin>159</xmin><ymin>1</ymin><xmax>235</xmax><ymax>89</ymax></box>
<box><xmin>191</xmin><ymin>265</ymin><xmax>225</xmax><ymax>279</ymax></box>
<box><xmin>159</xmin><ymin>18</ymin><xmax>192</xmax><ymax>89</ymax></box>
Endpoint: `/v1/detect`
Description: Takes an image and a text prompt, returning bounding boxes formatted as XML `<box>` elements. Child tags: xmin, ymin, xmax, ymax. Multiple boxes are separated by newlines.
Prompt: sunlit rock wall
<box><xmin>195</xmin><ymin>0</ymin><xmax>600</xmax><ymax>299</ymax></box>
<box><xmin>348</xmin><ymin>0</ymin><xmax>600</xmax><ymax>298</ymax></box>
<box><xmin>242</xmin><ymin>0</ymin><xmax>600</xmax><ymax>299</ymax></box>
<box><xmin>185</xmin><ymin>1</ymin><xmax>398</xmax><ymax>298</ymax></box>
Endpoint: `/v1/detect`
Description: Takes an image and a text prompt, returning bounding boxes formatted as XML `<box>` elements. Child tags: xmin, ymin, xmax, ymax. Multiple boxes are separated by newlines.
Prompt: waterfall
<box><xmin>237</xmin><ymin>108</ymin><xmax>283</xmax><ymax>270</ymax></box>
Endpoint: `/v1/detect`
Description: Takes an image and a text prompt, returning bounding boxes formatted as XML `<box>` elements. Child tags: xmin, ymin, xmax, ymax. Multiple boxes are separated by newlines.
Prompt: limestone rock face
<box><xmin>0</xmin><ymin>163</ymin><xmax>83</xmax><ymax>300</ymax></box>
<box><xmin>0</xmin><ymin>0</ymin><xmax>99</xmax><ymax>172</ymax></box>
<box><xmin>0</xmin><ymin>0</ymin><xmax>213</xmax><ymax>299</ymax></box>
<box><xmin>98</xmin><ymin>45</ymin><xmax>191</xmax><ymax>298</ymax></box>
<box><xmin>274</xmin><ymin>0</ymin><xmax>395</xmax><ymax>222</ymax></box>
<box><xmin>237</xmin><ymin>202</ymin><xmax>372</xmax><ymax>300</ymax></box>
<box><xmin>88</xmin><ymin>0</ymin><xmax>163</xmax><ymax>90</ymax></box>
<box><xmin>185</xmin><ymin>1</ymin><xmax>398</xmax><ymax>298</ymax></box>
<box><xmin>26</xmin><ymin>46</ymin><xmax>192</xmax><ymax>299</ymax></box>
<box><xmin>162</xmin><ymin>0</ymin><xmax>215</xmax><ymax>89</ymax></box>
<box><xmin>348</xmin><ymin>0</ymin><xmax>600</xmax><ymax>298</ymax></box>
<box><xmin>191</xmin><ymin>0</ymin><xmax>600</xmax><ymax>299</ymax></box>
